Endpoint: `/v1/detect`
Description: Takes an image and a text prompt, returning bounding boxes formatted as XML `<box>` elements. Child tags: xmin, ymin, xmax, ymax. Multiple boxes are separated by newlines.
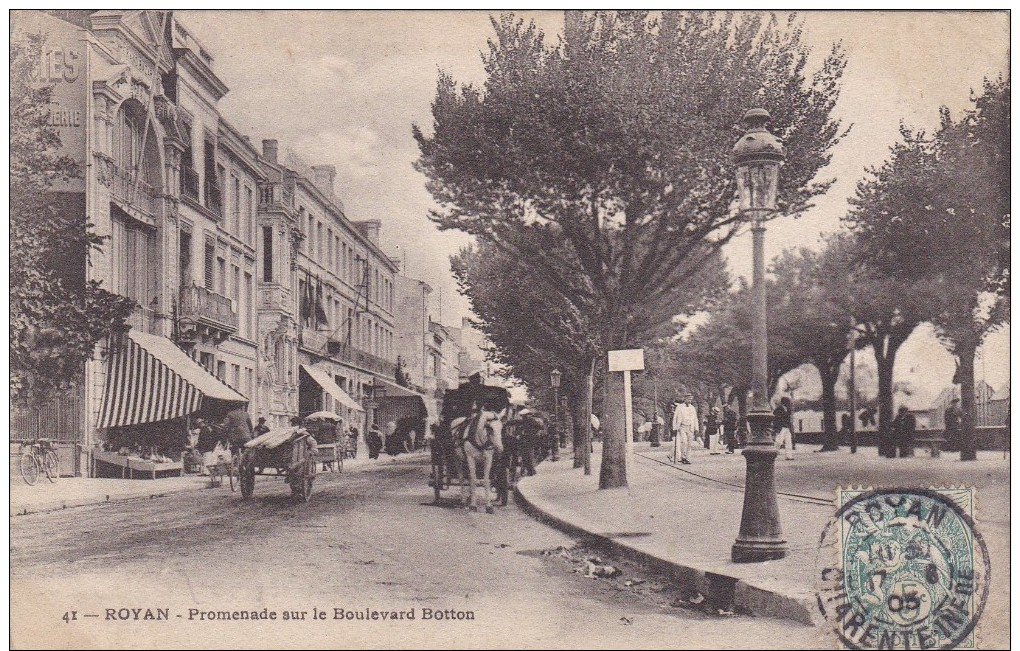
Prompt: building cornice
<box><xmin>291</xmin><ymin>174</ymin><xmax>400</xmax><ymax>274</ymax></box>
<box><xmin>173</xmin><ymin>47</ymin><xmax>228</xmax><ymax>101</ymax></box>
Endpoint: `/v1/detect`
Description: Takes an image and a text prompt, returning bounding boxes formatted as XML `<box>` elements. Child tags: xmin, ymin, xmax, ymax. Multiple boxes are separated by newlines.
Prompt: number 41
<box><xmin>62</xmin><ymin>611</ymin><xmax>77</xmax><ymax>623</ymax></box>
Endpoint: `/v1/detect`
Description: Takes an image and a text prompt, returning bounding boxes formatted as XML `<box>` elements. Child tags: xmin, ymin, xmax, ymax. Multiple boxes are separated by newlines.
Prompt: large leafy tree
<box><xmin>415</xmin><ymin>11</ymin><xmax>848</xmax><ymax>487</ymax></box>
<box><xmin>10</xmin><ymin>32</ymin><xmax>134</xmax><ymax>404</ymax></box>
<box><xmin>451</xmin><ymin>228</ymin><xmax>729</xmax><ymax>471</ymax></box>
<box><xmin>845</xmin><ymin>78</ymin><xmax>1010</xmax><ymax>460</ymax></box>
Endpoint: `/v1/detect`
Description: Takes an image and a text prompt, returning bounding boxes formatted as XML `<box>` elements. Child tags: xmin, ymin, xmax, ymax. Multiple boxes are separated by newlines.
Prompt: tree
<box><xmin>415</xmin><ymin>11</ymin><xmax>848</xmax><ymax>487</ymax></box>
<box><xmin>10</xmin><ymin>32</ymin><xmax>134</xmax><ymax>404</ymax></box>
<box><xmin>768</xmin><ymin>244</ymin><xmax>848</xmax><ymax>449</ymax></box>
<box><xmin>672</xmin><ymin>276</ymin><xmax>808</xmax><ymax>416</ymax></box>
<box><xmin>845</xmin><ymin>78</ymin><xmax>1010</xmax><ymax>460</ymax></box>
<box><xmin>451</xmin><ymin>229</ymin><xmax>728</xmax><ymax>471</ymax></box>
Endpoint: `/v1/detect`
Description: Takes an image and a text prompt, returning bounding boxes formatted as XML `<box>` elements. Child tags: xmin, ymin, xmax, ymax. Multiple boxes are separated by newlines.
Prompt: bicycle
<box><xmin>20</xmin><ymin>439</ymin><xmax>60</xmax><ymax>485</ymax></box>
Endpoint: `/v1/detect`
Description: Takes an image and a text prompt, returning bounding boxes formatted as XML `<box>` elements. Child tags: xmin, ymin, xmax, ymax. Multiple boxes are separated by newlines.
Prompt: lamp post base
<box><xmin>731</xmin><ymin>410</ymin><xmax>788</xmax><ymax>563</ymax></box>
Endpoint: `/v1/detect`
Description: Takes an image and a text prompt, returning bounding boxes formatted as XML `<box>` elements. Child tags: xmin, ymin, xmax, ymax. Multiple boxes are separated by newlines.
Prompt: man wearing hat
<box><xmin>670</xmin><ymin>393</ymin><xmax>699</xmax><ymax>465</ymax></box>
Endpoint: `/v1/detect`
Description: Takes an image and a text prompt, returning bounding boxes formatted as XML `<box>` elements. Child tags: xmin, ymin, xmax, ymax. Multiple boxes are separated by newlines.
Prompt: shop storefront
<box><xmin>91</xmin><ymin>329</ymin><xmax>248</xmax><ymax>478</ymax></box>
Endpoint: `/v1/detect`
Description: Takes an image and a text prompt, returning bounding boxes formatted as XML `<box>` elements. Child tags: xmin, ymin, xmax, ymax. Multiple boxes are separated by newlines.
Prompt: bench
<box><xmin>915</xmin><ymin>436</ymin><xmax>946</xmax><ymax>458</ymax></box>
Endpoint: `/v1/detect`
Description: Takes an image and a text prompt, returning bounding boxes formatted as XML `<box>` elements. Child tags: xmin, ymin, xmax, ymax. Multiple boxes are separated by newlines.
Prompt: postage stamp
<box><xmin>816</xmin><ymin>488</ymin><xmax>990</xmax><ymax>650</ymax></box>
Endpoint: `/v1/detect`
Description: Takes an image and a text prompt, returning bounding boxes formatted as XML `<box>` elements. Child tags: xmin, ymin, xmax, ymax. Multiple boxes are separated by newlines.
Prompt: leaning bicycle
<box><xmin>20</xmin><ymin>439</ymin><xmax>60</xmax><ymax>485</ymax></box>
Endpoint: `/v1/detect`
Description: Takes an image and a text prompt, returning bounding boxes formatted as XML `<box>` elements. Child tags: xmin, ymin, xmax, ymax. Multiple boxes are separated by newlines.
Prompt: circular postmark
<box><xmin>816</xmin><ymin>488</ymin><xmax>989</xmax><ymax>650</ymax></box>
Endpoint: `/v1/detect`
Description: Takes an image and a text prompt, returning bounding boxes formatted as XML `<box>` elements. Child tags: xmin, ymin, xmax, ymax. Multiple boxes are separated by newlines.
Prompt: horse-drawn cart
<box><xmin>239</xmin><ymin>428</ymin><xmax>318</xmax><ymax>502</ymax></box>
<box><xmin>430</xmin><ymin>381</ymin><xmax>511</xmax><ymax>509</ymax></box>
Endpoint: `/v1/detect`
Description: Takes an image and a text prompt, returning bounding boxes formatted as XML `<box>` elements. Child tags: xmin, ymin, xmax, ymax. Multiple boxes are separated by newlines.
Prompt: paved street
<box><xmin>11</xmin><ymin>454</ymin><xmax>823</xmax><ymax>650</ymax></box>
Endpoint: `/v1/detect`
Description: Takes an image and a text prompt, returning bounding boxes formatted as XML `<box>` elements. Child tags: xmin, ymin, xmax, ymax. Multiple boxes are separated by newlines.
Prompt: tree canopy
<box><xmin>415</xmin><ymin>11</ymin><xmax>848</xmax><ymax>486</ymax></box>
<box><xmin>844</xmin><ymin>77</ymin><xmax>1010</xmax><ymax>459</ymax></box>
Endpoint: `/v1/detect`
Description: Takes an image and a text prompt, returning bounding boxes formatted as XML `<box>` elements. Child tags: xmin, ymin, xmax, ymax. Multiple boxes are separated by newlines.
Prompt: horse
<box><xmin>451</xmin><ymin>407</ymin><xmax>505</xmax><ymax>513</ymax></box>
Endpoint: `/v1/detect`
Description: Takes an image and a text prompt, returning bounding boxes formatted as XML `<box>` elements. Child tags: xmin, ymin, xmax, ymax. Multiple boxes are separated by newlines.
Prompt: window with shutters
<box><xmin>231</xmin><ymin>175</ymin><xmax>241</xmax><ymax>235</ymax></box>
<box><xmin>204</xmin><ymin>240</ymin><xmax>215</xmax><ymax>290</ymax></box>
<box><xmin>262</xmin><ymin>226</ymin><xmax>273</xmax><ymax>282</ymax></box>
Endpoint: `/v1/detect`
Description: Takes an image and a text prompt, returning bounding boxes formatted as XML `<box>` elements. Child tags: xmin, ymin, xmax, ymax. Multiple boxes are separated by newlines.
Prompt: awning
<box><xmin>97</xmin><ymin>330</ymin><xmax>247</xmax><ymax>429</ymax></box>
<box><xmin>372</xmin><ymin>377</ymin><xmax>422</xmax><ymax>399</ymax></box>
<box><xmin>300</xmin><ymin>365</ymin><xmax>364</xmax><ymax>412</ymax></box>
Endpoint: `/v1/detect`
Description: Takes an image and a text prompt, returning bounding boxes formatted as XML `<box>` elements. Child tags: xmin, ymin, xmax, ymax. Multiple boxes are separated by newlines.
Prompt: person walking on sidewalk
<box><xmin>705</xmin><ymin>407</ymin><xmax>722</xmax><ymax>454</ymax></box>
<box><xmin>893</xmin><ymin>405</ymin><xmax>916</xmax><ymax>458</ymax></box>
<box><xmin>670</xmin><ymin>393</ymin><xmax>699</xmax><ymax>465</ymax></box>
<box><xmin>722</xmin><ymin>403</ymin><xmax>738</xmax><ymax>454</ymax></box>
<box><xmin>773</xmin><ymin>397</ymin><xmax>794</xmax><ymax>460</ymax></box>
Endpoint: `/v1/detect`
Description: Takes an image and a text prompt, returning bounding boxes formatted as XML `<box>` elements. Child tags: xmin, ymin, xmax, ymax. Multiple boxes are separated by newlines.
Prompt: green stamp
<box><xmin>817</xmin><ymin>488</ymin><xmax>989</xmax><ymax>650</ymax></box>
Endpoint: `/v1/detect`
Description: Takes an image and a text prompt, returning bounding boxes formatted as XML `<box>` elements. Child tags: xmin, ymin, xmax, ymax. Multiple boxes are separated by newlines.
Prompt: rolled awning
<box><xmin>97</xmin><ymin>330</ymin><xmax>248</xmax><ymax>429</ymax></box>
<box><xmin>300</xmin><ymin>365</ymin><xmax>364</xmax><ymax>412</ymax></box>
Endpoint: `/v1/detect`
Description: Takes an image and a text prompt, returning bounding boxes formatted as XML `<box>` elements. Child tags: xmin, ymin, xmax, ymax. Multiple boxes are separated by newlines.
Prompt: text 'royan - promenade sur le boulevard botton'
<box><xmin>77</xmin><ymin>607</ymin><xmax>476</xmax><ymax>624</ymax></box>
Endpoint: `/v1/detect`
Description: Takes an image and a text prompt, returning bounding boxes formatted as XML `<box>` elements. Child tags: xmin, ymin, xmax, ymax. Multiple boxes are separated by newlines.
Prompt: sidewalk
<box><xmin>9</xmin><ymin>451</ymin><xmax>393</xmax><ymax>516</ymax></box>
<box><xmin>515</xmin><ymin>442</ymin><xmax>1010</xmax><ymax>636</ymax></box>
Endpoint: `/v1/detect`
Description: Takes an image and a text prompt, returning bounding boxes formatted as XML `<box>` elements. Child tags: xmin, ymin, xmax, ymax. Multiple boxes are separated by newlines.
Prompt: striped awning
<box><xmin>97</xmin><ymin>330</ymin><xmax>248</xmax><ymax>429</ymax></box>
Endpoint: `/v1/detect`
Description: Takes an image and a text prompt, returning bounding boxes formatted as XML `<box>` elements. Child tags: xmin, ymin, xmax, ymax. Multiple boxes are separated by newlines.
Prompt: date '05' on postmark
<box><xmin>817</xmin><ymin>488</ymin><xmax>989</xmax><ymax>650</ymax></box>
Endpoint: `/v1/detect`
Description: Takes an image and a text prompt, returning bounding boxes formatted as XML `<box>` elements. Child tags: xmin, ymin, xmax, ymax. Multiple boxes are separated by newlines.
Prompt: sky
<box><xmin>178</xmin><ymin>10</ymin><xmax>1010</xmax><ymax>399</ymax></box>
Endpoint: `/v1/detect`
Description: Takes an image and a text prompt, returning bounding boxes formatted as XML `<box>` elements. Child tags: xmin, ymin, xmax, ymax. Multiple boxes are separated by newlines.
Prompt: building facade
<box><xmin>15</xmin><ymin>10</ymin><xmax>431</xmax><ymax>473</ymax></box>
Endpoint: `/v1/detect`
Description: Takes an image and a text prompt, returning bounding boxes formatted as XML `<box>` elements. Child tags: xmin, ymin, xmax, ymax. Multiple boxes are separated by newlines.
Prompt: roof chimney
<box><xmin>355</xmin><ymin>219</ymin><xmax>381</xmax><ymax>245</ymax></box>
<box><xmin>262</xmin><ymin>139</ymin><xmax>278</xmax><ymax>164</ymax></box>
<box><xmin>311</xmin><ymin>164</ymin><xmax>336</xmax><ymax>197</ymax></box>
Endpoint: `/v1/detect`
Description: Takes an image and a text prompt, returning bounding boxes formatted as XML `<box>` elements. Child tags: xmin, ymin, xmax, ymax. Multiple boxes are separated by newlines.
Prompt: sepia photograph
<box><xmin>8</xmin><ymin>9</ymin><xmax>1010</xmax><ymax>649</ymax></box>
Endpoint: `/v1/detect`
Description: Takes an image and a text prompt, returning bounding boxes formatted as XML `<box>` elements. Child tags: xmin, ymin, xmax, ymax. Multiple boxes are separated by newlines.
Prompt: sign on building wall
<box><xmin>12</xmin><ymin>11</ymin><xmax>89</xmax><ymax>192</ymax></box>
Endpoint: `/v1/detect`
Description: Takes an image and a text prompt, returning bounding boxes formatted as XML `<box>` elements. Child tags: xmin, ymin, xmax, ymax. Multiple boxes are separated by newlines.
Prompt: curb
<box><xmin>10</xmin><ymin>483</ymin><xmax>211</xmax><ymax>517</ymax></box>
<box><xmin>514</xmin><ymin>476</ymin><xmax>819</xmax><ymax>626</ymax></box>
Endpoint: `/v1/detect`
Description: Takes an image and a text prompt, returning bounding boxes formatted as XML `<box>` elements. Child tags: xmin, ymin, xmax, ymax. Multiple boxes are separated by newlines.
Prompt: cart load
<box><xmin>239</xmin><ymin>427</ymin><xmax>319</xmax><ymax>502</ymax></box>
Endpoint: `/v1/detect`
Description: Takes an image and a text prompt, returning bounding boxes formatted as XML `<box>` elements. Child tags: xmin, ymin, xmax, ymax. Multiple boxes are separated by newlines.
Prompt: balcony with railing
<box><xmin>259</xmin><ymin>285</ymin><xmax>291</xmax><ymax>313</ymax></box>
<box><xmin>111</xmin><ymin>164</ymin><xmax>160</xmax><ymax>218</ymax></box>
<box><xmin>258</xmin><ymin>183</ymin><xmax>294</xmax><ymax>210</ymax></box>
<box><xmin>333</xmin><ymin>344</ymin><xmax>397</xmax><ymax>378</ymax></box>
<box><xmin>299</xmin><ymin>327</ymin><xmax>329</xmax><ymax>355</ymax></box>
<box><xmin>177</xmin><ymin>284</ymin><xmax>237</xmax><ymax>343</ymax></box>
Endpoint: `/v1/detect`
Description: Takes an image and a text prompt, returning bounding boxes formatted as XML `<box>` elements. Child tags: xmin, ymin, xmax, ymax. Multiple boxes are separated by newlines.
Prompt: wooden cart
<box><xmin>238</xmin><ymin>429</ymin><xmax>318</xmax><ymax>502</ymax></box>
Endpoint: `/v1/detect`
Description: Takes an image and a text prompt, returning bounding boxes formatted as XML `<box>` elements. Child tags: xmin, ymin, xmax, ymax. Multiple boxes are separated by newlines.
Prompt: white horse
<box><xmin>451</xmin><ymin>408</ymin><xmax>505</xmax><ymax>513</ymax></box>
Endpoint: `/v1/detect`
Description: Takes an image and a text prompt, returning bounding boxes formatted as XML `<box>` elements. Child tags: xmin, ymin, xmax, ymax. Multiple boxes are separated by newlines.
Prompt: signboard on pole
<box><xmin>608</xmin><ymin>349</ymin><xmax>644</xmax><ymax>372</ymax></box>
<box><xmin>608</xmin><ymin>348</ymin><xmax>644</xmax><ymax>482</ymax></box>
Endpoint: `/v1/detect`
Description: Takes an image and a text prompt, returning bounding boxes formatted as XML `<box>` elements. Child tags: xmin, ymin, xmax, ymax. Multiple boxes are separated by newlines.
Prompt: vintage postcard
<box><xmin>9</xmin><ymin>10</ymin><xmax>1010</xmax><ymax>650</ymax></box>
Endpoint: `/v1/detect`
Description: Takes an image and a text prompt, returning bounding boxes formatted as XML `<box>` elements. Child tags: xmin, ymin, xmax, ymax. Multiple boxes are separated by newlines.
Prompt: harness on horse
<box><xmin>455</xmin><ymin>409</ymin><xmax>498</xmax><ymax>452</ymax></box>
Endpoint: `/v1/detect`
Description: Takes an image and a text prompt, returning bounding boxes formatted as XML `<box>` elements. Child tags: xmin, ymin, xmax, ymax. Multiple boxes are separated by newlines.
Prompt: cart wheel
<box><xmin>240</xmin><ymin>460</ymin><xmax>255</xmax><ymax>499</ymax></box>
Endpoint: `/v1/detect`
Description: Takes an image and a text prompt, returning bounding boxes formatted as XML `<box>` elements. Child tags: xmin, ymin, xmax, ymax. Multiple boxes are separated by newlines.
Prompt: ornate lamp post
<box><xmin>550</xmin><ymin>369</ymin><xmax>562</xmax><ymax>462</ymax></box>
<box><xmin>731</xmin><ymin>108</ymin><xmax>789</xmax><ymax>563</ymax></box>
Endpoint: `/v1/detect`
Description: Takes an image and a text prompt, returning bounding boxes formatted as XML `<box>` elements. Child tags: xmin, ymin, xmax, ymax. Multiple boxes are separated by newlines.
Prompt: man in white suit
<box><xmin>670</xmin><ymin>393</ymin><xmax>699</xmax><ymax>465</ymax></box>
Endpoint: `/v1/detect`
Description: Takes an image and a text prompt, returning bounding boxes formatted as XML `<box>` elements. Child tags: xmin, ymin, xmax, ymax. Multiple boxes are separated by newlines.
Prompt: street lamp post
<box><xmin>550</xmin><ymin>369</ymin><xmax>561</xmax><ymax>462</ymax></box>
<box><xmin>731</xmin><ymin>108</ymin><xmax>789</xmax><ymax>563</ymax></box>
<box><xmin>849</xmin><ymin>315</ymin><xmax>858</xmax><ymax>454</ymax></box>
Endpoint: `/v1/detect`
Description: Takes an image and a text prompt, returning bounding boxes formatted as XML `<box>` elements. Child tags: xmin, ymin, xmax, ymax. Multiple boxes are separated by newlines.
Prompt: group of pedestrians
<box><xmin>665</xmin><ymin>394</ymin><xmax>797</xmax><ymax>465</ymax></box>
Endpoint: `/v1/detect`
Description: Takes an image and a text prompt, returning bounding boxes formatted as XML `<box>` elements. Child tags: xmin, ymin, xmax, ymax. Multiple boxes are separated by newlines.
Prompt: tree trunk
<box><xmin>957</xmin><ymin>338</ymin><xmax>979</xmax><ymax>461</ymax></box>
<box><xmin>599</xmin><ymin>363</ymin><xmax>627</xmax><ymax>489</ymax></box>
<box><xmin>875</xmin><ymin>346</ymin><xmax>896</xmax><ymax>458</ymax></box>
<box><xmin>819</xmin><ymin>365</ymin><xmax>840</xmax><ymax>451</ymax></box>
<box><xmin>583</xmin><ymin>356</ymin><xmax>595</xmax><ymax>475</ymax></box>
<box><xmin>572</xmin><ymin>390</ymin><xmax>585</xmax><ymax>469</ymax></box>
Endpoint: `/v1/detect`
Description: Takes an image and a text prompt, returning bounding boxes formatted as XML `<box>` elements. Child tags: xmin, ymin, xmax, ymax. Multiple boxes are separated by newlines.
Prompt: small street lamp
<box><xmin>550</xmin><ymin>369</ymin><xmax>561</xmax><ymax>462</ymax></box>
<box><xmin>731</xmin><ymin>108</ymin><xmax>789</xmax><ymax>563</ymax></box>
